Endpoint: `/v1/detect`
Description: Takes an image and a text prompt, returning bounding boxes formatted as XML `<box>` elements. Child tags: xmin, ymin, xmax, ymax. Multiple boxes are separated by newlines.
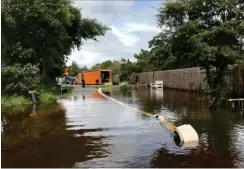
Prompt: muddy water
<box><xmin>2</xmin><ymin>88</ymin><xmax>244</xmax><ymax>167</ymax></box>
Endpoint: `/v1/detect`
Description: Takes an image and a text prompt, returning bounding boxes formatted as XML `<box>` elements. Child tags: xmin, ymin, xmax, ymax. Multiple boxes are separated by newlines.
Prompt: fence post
<box><xmin>28</xmin><ymin>90</ymin><xmax>36</xmax><ymax>103</ymax></box>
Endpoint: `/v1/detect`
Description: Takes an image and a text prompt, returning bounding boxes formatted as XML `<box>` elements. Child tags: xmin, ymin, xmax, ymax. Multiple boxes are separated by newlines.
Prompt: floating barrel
<box><xmin>156</xmin><ymin>115</ymin><xmax>199</xmax><ymax>145</ymax></box>
<box><xmin>174</xmin><ymin>124</ymin><xmax>199</xmax><ymax>144</ymax></box>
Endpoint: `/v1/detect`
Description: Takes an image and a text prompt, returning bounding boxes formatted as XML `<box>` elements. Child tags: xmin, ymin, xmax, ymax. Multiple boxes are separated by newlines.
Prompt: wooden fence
<box><xmin>130</xmin><ymin>65</ymin><xmax>244</xmax><ymax>97</ymax></box>
<box><xmin>231</xmin><ymin>65</ymin><xmax>244</xmax><ymax>97</ymax></box>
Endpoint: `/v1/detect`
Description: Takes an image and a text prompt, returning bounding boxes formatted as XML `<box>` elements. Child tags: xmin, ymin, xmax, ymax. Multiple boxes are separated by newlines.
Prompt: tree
<box><xmin>100</xmin><ymin>60</ymin><xmax>113</xmax><ymax>69</ymax></box>
<box><xmin>90</xmin><ymin>60</ymin><xmax>121</xmax><ymax>75</ymax></box>
<box><xmin>91</xmin><ymin>63</ymin><xmax>101</xmax><ymax>70</ymax></box>
<box><xmin>1</xmin><ymin>0</ymin><xmax>108</xmax><ymax>80</ymax></box>
<box><xmin>80</xmin><ymin>66</ymin><xmax>88</xmax><ymax>71</ymax></box>
<box><xmin>134</xmin><ymin>49</ymin><xmax>154</xmax><ymax>72</ymax></box>
<box><xmin>69</xmin><ymin>61</ymin><xmax>80</xmax><ymax>76</ymax></box>
<box><xmin>2</xmin><ymin>64</ymin><xmax>40</xmax><ymax>95</ymax></box>
<box><xmin>120</xmin><ymin>59</ymin><xmax>137</xmax><ymax>81</ymax></box>
<box><xmin>150</xmin><ymin>0</ymin><xmax>244</xmax><ymax>107</ymax></box>
<box><xmin>120</xmin><ymin>58</ymin><xmax>127</xmax><ymax>63</ymax></box>
<box><xmin>109</xmin><ymin>61</ymin><xmax>121</xmax><ymax>75</ymax></box>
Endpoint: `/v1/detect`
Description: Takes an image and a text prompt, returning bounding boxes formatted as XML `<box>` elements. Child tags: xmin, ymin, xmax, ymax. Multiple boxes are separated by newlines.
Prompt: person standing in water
<box><xmin>82</xmin><ymin>72</ymin><xmax>86</xmax><ymax>88</ymax></box>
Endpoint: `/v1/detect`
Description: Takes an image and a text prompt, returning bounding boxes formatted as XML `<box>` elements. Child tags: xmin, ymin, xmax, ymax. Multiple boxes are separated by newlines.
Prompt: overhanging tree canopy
<box><xmin>2</xmin><ymin>0</ymin><xmax>109</xmax><ymax>79</ymax></box>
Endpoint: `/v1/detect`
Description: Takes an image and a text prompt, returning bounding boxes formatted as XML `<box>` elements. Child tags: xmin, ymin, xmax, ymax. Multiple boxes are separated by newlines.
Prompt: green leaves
<box><xmin>2</xmin><ymin>0</ymin><xmax>108</xmax><ymax>79</ymax></box>
<box><xmin>149</xmin><ymin>0</ymin><xmax>244</xmax><ymax>107</ymax></box>
<box><xmin>134</xmin><ymin>49</ymin><xmax>155</xmax><ymax>72</ymax></box>
<box><xmin>68</xmin><ymin>61</ymin><xmax>81</xmax><ymax>76</ymax></box>
<box><xmin>2</xmin><ymin>64</ymin><xmax>41</xmax><ymax>95</ymax></box>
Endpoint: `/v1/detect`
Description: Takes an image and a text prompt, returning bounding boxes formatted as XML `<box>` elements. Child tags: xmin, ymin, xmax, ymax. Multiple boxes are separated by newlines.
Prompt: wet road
<box><xmin>2</xmin><ymin>86</ymin><xmax>244</xmax><ymax>167</ymax></box>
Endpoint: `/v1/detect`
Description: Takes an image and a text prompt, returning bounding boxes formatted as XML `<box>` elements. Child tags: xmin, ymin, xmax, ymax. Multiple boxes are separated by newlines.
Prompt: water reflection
<box><xmin>120</xmin><ymin>88</ymin><xmax>132</xmax><ymax>97</ymax></box>
<box><xmin>2</xmin><ymin>88</ymin><xmax>244</xmax><ymax>167</ymax></box>
<box><xmin>150</xmin><ymin>88</ymin><xmax>164</xmax><ymax>100</ymax></box>
<box><xmin>29</xmin><ymin>104</ymin><xmax>37</xmax><ymax>117</ymax></box>
<box><xmin>135</xmin><ymin>89</ymin><xmax>163</xmax><ymax>114</ymax></box>
<box><xmin>73</xmin><ymin>96</ymin><xmax>79</xmax><ymax>101</ymax></box>
<box><xmin>160</xmin><ymin>89</ymin><xmax>243</xmax><ymax>167</ymax></box>
<box><xmin>112</xmin><ymin>88</ymin><xmax>244</xmax><ymax>167</ymax></box>
<box><xmin>151</xmin><ymin>145</ymin><xmax>235</xmax><ymax>167</ymax></box>
<box><xmin>1</xmin><ymin>104</ymin><xmax>109</xmax><ymax>168</ymax></box>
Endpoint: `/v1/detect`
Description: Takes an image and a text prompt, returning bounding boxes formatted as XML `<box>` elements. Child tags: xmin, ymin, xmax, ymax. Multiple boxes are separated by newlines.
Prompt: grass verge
<box><xmin>1</xmin><ymin>85</ymin><xmax>74</xmax><ymax>112</ymax></box>
<box><xmin>99</xmin><ymin>84</ymin><xmax>133</xmax><ymax>92</ymax></box>
<box><xmin>1</xmin><ymin>96</ymin><xmax>31</xmax><ymax>113</ymax></box>
<box><xmin>100</xmin><ymin>85</ymin><xmax>120</xmax><ymax>92</ymax></box>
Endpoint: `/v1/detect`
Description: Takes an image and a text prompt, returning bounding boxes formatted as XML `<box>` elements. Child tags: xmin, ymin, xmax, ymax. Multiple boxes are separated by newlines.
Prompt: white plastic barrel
<box><xmin>181</xmin><ymin>141</ymin><xmax>199</xmax><ymax>148</ymax></box>
<box><xmin>175</xmin><ymin>124</ymin><xmax>199</xmax><ymax>143</ymax></box>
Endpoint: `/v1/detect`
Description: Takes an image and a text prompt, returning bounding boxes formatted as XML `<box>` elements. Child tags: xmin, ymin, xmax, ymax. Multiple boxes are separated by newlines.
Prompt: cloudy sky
<box><xmin>67</xmin><ymin>0</ymin><xmax>163</xmax><ymax>68</ymax></box>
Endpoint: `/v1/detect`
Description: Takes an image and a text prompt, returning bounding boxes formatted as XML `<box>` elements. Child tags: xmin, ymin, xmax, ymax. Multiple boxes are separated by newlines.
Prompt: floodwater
<box><xmin>2</xmin><ymin>87</ymin><xmax>244</xmax><ymax>168</ymax></box>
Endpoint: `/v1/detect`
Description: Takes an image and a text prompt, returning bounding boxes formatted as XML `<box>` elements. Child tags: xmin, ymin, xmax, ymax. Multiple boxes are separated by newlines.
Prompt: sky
<box><xmin>67</xmin><ymin>0</ymin><xmax>163</xmax><ymax>68</ymax></box>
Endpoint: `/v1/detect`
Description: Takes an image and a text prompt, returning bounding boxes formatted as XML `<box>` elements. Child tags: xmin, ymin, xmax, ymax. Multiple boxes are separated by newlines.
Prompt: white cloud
<box><xmin>67</xmin><ymin>1</ymin><xmax>161</xmax><ymax>68</ymax></box>
<box><xmin>110</xmin><ymin>25</ymin><xmax>140</xmax><ymax>47</ymax></box>
<box><xmin>122</xmin><ymin>23</ymin><xmax>160</xmax><ymax>33</ymax></box>
<box><xmin>67</xmin><ymin>48</ymin><xmax>114</xmax><ymax>68</ymax></box>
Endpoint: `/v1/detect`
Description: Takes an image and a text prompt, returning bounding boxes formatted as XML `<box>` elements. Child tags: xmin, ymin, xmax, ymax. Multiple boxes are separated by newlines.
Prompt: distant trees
<box><xmin>68</xmin><ymin>61</ymin><xmax>88</xmax><ymax>76</ymax></box>
<box><xmin>80</xmin><ymin>66</ymin><xmax>88</xmax><ymax>72</ymax></box>
<box><xmin>69</xmin><ymin>61</ymin><xmax>81</xmax><ymax>76</ymax></box>
<box><xmin>91</xmin><ymin>63</ymin><xmax>102</xmax><ymax>70</ymax></box>
<box><xmin>120</xmin><ymin>59</ymin><xmax>137</xmax><ymax>81</ymax></box>
<box><xmin>109</xmin><ymin>61</ymin><xmax>121</xmax><ymax>75</ymax></box>
<box><xmin>91</xmin><ymin>60</ymin><xmax>121</xmax><ymax>75</ymax></box>
<box><xmin>100</xmin><ymin>60</ymin><xmax>113</xmax><ymax>69</ymax></box>
<box><xmin>134</xmin><ymin>49</ymin><xmax>154</xmax><ymax>72</ymax></box>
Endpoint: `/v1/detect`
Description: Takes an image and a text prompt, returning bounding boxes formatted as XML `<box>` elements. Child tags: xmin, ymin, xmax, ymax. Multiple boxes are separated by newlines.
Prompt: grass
<box><xmin>59</xmin><ymin>85</ymin><xmax>74</xmax><ymax>97</ymax></box>
<box><xmin>1</xmin><ymin>85</ymin><xmax>74</xmax><ymax>112</ymax></box>
<box><xmin>100</xmin><ymin>85</ymin><xmax>120</xmax><ymax>92</ymax></box>
<box><xmin>43</xmin><ymin>85</ymin><xmax>74</xmax><ymax>98</ymax></box>
<box><xmin>1</xmin><ymin>95</ymin><xmax>31</xmax><ymax>113</ymax></box>
<box><xmin>99</xmin><ymin>84</ymin><xmax>133</xmax><ymax>92</ymax></box>
<box><xmin>38</xmin><ymin>85</ymin><xmax>74</xmax><ymax>106</ymax></box>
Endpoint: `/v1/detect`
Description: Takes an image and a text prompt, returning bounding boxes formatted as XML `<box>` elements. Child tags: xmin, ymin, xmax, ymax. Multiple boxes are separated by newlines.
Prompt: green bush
<box><xmin>39</xmin><ymin>93</ymin><xmax>57</xmax><ymax>105</ymax></box>
<box><xmin>2</xmin><ymin>64</ymin><xmax>40</xmax><ymax>95</ymax></box>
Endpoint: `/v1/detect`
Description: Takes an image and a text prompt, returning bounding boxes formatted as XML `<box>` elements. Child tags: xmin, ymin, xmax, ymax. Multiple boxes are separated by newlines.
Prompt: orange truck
<box><xmin>77</xmin><ymin>69</ymin><xmax>112</xmax><ymax>85</ymax></box>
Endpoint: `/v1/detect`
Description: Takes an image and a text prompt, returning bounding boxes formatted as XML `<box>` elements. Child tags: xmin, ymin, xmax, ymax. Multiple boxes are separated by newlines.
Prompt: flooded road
<box><xmin>2</xmin><ymin>87</ymin><xmax>244</xmax><ymax>167</ymax></box>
